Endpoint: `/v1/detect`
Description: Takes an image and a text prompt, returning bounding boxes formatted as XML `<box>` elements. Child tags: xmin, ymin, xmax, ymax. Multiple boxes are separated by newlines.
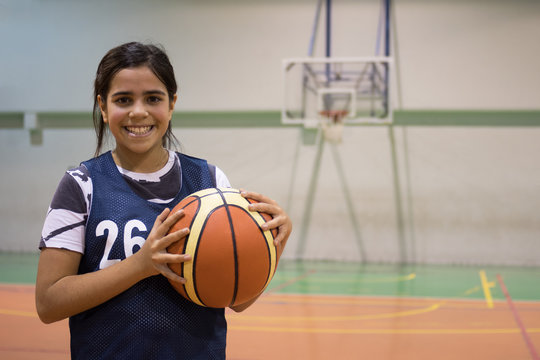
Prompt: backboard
<box><xmin>282</xmin><ymin>57</ymin><xmax>393</xmax><ymax>127</ymax></box>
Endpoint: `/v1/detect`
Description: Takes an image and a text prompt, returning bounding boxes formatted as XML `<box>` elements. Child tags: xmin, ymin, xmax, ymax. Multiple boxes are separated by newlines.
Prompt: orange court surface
<box><xmin>1</xmin><ymin>257</ymin><xmax>539</xmax><ymax>360</ymax></box>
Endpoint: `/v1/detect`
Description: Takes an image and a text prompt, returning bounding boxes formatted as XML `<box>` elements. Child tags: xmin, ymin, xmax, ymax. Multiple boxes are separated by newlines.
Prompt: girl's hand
<box><xmin>137</xmin><ymin>208</ymin><xmax>192</xmax><ymax>283</ymax></box>
<box><xmin>240</xmin><ymin>190</ymin><xmax>292</xmax><ymax>251</ymax></box>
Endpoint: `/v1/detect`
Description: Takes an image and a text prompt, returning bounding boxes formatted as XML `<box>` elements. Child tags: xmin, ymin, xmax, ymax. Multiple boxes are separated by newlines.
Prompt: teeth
<box><xmin>126</xmin><ymin>126</ymin><xmax>152</xmax><ymax>135</ymax></box>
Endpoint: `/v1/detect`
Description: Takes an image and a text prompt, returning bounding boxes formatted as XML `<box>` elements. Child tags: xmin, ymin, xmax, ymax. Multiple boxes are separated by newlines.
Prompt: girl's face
<box><xmin>98</xmin><ymin>66</ymin><xmax>177</xmax><ymax>161</ymax></box>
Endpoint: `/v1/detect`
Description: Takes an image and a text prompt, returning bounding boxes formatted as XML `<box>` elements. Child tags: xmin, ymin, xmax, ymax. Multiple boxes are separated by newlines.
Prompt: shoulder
<box><xmin>175</xmin><ymin>152</ymin><xmax>231</xmax><ymax>188</ymax></box>
<box><xmin>174</xmin><ymin>152</ymin><xmax>207</xmax><ymax>165</ymax></box>
<box><xmin>81</xmin><ymin>151</ymin><xmax>115</xmax><ymax>176</ymax></box>
<box><xmin>51</xmin><ymin>165</ymin><xmax>92</xmax><ymax>213</ymax></box>
<box><xmin>41</xmin><ymin>165</ymin><xmax>91</xmax><ymax>253</ymax></box>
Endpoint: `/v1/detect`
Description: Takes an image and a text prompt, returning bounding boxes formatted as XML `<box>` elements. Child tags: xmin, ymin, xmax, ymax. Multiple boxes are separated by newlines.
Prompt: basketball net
<box><xmin>319</xmin><ymin>110</ymin><xmax>347</xmax><ymax>144</ymax></box>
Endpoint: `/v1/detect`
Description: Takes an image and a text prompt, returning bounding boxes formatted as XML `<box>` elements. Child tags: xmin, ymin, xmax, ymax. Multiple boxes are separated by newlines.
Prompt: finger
<box><xmin>162</xmin><ymin>209</ymin><xmax>185</xmax><ymax>227</ymax></box>
<box><xmin>154</xmin><ymin>208</ymin><xmax>171</xmax><ymax>226</ymax></box>
<box><xmin>248</xmin><ymin>202</ymin><xmax>279</xmax><ymax>215</ymax></box>
<box><xmin>145</xmin><ymin>209</ymin><xmax>171</xmax><ymax>244</ymax></box>
<box><xmin>151</xmin><ymin>209</ymin><xmax>186</xmax><ymax>239</ymax></box>
<box><xmin>273</xmin><ymin>231</ymin><xmax>286</xmax><ymax>247</ymax></box>
<box><xmin>153</xmin><ymin>252</ymin><xmax>192</xmax><ymax>265</ymax></box>
<box><xmin>163</xmin><ymin>270</ymin><xmax>187</xmax><ymax>284</ymax></box>
<box><xmin>240</xmin><ymin>189</ymin><xmax>264</xmax><ymax>202</ymax></box>
<box><xmin>156</xmin><ymin>228</ymin><xmax>190</xmax><ymax>249</ymax></box>
<box><xmin>275</xmin><ymin>229</ymin><xmax>291</xmax><ymax>248</ymax></box>
<box><xmin>148</xmin><ymin>208</ymin><xmax>171</xmax><ymax>234</ymax></box>
<box><xmin>263</xmin><ymin>217</ymin><xmax>282</xmax><ymax>232</ymax></box>
<box><xmin>154</xmin><ymin>263</ymin><xmax>187</xmax><ymax>284</ymax></box>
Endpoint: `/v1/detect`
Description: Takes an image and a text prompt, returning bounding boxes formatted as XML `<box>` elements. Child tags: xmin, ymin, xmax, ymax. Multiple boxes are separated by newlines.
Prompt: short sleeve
<box><xmin>215</xmin><ymin>166</ymin><xmax>231</xmax><ymax>188</ymax></box>
<box><xmin>39</xmin><ymin>166</ymin><xmax>92</xmax><ymax>254</ymax></box>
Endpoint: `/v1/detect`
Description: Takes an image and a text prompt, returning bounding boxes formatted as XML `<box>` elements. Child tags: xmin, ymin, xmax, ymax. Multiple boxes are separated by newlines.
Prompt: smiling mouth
<box><xmin>125</xmin><ymin>126</ymin><xmax>153</xmax><ymax>135</ymax></box>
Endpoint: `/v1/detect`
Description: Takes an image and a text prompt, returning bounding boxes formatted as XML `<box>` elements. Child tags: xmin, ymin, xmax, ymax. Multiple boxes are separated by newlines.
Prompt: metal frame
<box><xmin>317</xmin><ymin>88</ymin><xmax>356</xmax><ymax>120</ymax></box>
<box><xmin>285</xmin><ymin>0</ymin><xmax>394</xmax><ymax>262</ymax></box>
<box><xmin>282</xmin><ymin>0</ymin><xmax>393</xmax><ymax>127</ymax></box>
<box><xmin>282</xmin><ymin>56</ymin><xmax>393</xmax><ymax>126</ymax></box>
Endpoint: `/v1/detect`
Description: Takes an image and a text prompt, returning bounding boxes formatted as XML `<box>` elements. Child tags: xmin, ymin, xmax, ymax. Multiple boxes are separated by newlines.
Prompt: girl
<box><xmin>35</xmin><ymin>42</ymin><xmax>292</xmax><ymax>359</ymax></box>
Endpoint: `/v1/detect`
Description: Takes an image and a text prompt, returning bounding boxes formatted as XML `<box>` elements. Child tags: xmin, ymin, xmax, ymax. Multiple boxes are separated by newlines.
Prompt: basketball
<box><xmin>166</xmin><ymin>188</ymin><xmax>279</xmax><ymax>308</ymax></box>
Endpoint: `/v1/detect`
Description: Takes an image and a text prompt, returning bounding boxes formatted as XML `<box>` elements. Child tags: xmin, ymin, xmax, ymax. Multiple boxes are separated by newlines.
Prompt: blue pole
<box><xmin>326</xmin><ymin>0</ymin><xmax>331</xmax><ymax>58</ymax></box>
<box><xmin>383</xmin><ymin>0</ymin><xmax>391</xmax><ymax>116</ymax></box>
<box><xmin>385</xmin><ymin>0</ymin><xmax>391</xmax><ymax>56</ymax></box>
<box><xmin>308</xmin><ymin>0</ymin><xmax>324</xmax><ymax>56</ymax></box>
<box><xmin>325</xmin><ymin>0</ymin><xmax>331</xmax><ymax>84</ymax></box>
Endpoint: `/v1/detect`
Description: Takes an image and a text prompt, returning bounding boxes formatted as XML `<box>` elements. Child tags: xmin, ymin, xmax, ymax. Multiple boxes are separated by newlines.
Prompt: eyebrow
<box><xmin>111</xmin><ymin>90</ymin><xmax>167</xmax><ymax>97</ymax></box>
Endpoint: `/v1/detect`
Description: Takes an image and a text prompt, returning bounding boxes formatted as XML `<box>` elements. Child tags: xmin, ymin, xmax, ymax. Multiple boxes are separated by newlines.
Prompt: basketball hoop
<box><xmin>282</xmin><ymin>57</ymin><xmax>393</xmax><ymax>127</ymax></box>
<box><xmin>319</xmin><ymin>110</ymin><xmax>347</xmax><ymax>144</ymax></box>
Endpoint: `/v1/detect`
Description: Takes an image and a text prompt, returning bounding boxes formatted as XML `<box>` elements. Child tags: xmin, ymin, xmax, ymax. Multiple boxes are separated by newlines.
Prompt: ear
<box><xmin>97</xmin><ymin>95</ymin><xmax>108</xmax><ymax>123</ymax></box>
<box><xmin>168</xmin><ymin>94</ymin><xmax>178</xmax><ymax>120</ymax></box>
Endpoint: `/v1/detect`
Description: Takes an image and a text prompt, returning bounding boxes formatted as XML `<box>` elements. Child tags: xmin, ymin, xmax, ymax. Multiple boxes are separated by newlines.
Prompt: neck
<box><xmin>111</xmin><ymin>147</ymin><xmax>169</xmax><ymax>173</ymax></box>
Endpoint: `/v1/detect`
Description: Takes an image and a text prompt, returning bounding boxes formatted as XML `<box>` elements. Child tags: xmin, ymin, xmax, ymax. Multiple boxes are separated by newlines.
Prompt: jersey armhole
<box><xmin>207</xmin><ymin>163</ymin><xmax>217</xmax><ymax>188</ymax></box>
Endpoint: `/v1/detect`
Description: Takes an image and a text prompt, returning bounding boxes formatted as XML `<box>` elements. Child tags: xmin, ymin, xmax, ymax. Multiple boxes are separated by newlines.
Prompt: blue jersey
<box><xmin>70</xmin><ymin>151</ymin><xmax>226</xmax><ymax>360</ymax></box>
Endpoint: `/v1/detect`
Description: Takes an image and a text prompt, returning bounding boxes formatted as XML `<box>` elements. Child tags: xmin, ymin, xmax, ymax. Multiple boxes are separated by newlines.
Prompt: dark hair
<box><xmin>92</xmin><ymin>42</ymin><xmax>180</xmax><ymax>156</ymax></box>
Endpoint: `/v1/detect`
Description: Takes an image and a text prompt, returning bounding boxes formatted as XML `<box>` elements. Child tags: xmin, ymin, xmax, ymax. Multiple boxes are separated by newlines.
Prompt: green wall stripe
<box><xmin>393</xmin><ymin>110</ymin><xmax>540</xmax><ymax>127</ymax></box>
<box><xmin>172</xmin><ymin>111</ymin><xmax>282</xmax><ymax>127</ymax></box>
<box><xmin>1</xmin><ymin>110</ymin><xmax>540</xmax><ymax>129</ymax></box>
<box><xmin>0</xmin><ymin>113</ymin><xmax>24</xmax><ymax>128</ymax></box>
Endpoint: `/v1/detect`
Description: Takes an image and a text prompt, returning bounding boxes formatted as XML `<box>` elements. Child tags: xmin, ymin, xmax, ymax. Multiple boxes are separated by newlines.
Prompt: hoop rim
<box><xmin>319</xmin><ymin>109</ymin><xmax>349</xmax><ymax>121</ymax></box>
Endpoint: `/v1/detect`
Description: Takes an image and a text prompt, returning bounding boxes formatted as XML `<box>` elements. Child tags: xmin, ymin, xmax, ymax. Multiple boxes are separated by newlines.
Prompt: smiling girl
<box><xmin>35</xmin><ymin>42</ymin><xmax>292</xmax><ymax>359</ymax></box>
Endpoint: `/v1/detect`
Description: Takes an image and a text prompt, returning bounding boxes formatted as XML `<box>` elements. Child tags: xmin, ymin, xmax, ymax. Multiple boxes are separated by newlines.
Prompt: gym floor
<box><xmin>1</xmin><ymin>253</ymin><xmax>539</xmax><ymax>359</ymax></box>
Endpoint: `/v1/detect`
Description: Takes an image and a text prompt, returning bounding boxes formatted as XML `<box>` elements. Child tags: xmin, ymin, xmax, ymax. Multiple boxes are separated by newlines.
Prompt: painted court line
<box><xmin>479</xmin><ymin>270</ymin><xmax>495</xmax><ymax>309</ymax></box>
<box><xmin>289</xmin><ymin>272</ymin><xmax>417</xmax><ymax>284</ymax></box>
<box><xmin>229</xmin><ymin>302</ymin><xmax>442</xmax><ymax>322</ymax></box>
<box><xmin>497</xmin><ymin>273</ymin><xmax>539</xmax><ymax>360</ymax></box>
<box><xmin>226</xmin><ymin>294</ymin><xmax>540</xmax><ymax>336</ymax></box>
<box><xmin>267</xmin><ymin>269</ymin><xmax>317</xmax><ymax>293</ymax></box>
<box><xmin>0</xmin><ymin>309</ymin><xmax>37</xmax><ymax>317</ymax></box>
<box><xmin>228</xmin><ymin>325</ymin><xmax>540</xmax><ymax>335</ymax></box>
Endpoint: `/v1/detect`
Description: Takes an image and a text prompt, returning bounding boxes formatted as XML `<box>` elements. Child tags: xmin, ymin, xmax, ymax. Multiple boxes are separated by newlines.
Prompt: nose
<box><xmin>129</xmin><ymin>101</ymin><xmax>149</xmax><ymax>119</ymax></box>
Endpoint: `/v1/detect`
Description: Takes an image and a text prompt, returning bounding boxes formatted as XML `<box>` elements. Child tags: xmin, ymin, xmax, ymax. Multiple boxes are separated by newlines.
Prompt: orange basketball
<box><xmin>167</xmin><ymin>188</ymin><xmax>279</xmax><ymax>308</ymax></box>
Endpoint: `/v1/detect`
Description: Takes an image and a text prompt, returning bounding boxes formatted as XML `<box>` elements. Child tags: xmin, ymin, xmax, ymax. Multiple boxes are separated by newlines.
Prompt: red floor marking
<box><xmin>497</xmin><ymin>273</ymin><xmax>539</xmax><ymax>360</ymax></box>
<box><xmin>267</xmin><ymin>269</ymin><xmax>317</xmax><ymax>293</ymax></box>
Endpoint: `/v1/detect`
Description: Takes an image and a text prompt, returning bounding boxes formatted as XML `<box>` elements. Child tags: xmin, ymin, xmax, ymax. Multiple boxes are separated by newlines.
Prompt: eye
<box><xmin>114</xmin><ymin>97</ymin><xmax>132</xmax><ymax>105</ymax></box>
<box><xmin>147</xmin><ymin>96</ymin><xmax>163</xmax><ymax>104</ymax></box>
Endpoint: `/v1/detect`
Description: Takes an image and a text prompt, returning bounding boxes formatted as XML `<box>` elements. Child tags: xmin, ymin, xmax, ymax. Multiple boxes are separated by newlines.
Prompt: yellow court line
<box><xmin>258</xmin><ymin>296</ymin><xmax>423</xmax><ymax>306</ymax></box>
<box><xmin>463</xmin><ymin>286</ymin><xmax>481</xmax><ymax>296</ymax></box>
<box><xmin>229</xmin><ymin>325</ymin><xmax>540</xmax><ymax>335</ymax></box>
<box><xmin>272</xmin><ymin>273</ymin><xmax>416</xmax><ymax>284</ymax></box>
<box><xmin>228</xmin><ymin>303</ymin><xmax>442</xmax><ymax>322</ymax></box>
<box><xmin>257</xmin><ymin>293</ymin><xmax>487</xmax><ymax>308</ymax></box>
<box><xmin>0</xmin><ymin>308</ymin><xmax>38</xmax><ymax>317</ymax></box>
<box><xmin>255</xmin><ymin>298</ymin><xmax>497</xmax><ymax>312</ymax></box>
<box><xmin>479</xmin><ymin>270</ymin><xmax>495</xmax><ymax>309</ymax></box>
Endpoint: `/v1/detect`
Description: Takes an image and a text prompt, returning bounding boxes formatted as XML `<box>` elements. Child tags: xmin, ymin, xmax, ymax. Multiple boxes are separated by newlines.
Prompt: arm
<box><xmin>35</xmin><ymin>208</ymin><xmax>191</xmax><ymax>324</ymax></box>
<box><xmin>228</xmin><ymin>190</ymin><xmax>292</xmax><ymax>313</ymax></box>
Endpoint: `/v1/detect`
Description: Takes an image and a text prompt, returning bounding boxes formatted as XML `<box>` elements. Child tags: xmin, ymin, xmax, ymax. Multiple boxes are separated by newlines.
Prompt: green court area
<box><xmin>268</xmin><ymin>260</ymin><xmax>540</xmax><ymax>302</ymax></box>
<box><xmin>2</xmin><ymin>252</ymin><xmax>539</xmax><ymax>303</ymax></box>
<box><xmin>0</xmin><ymin>253</ymin><xmax>40</xmax><ymax>284</ymax></box>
